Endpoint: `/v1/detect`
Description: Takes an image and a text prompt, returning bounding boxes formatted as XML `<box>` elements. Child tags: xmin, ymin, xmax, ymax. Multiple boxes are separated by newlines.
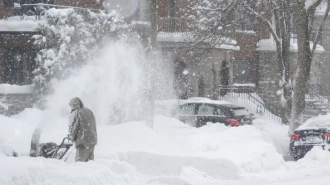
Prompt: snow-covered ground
<box><xmin>1</xmin><ymin>41</ymin><xmax>330</xmax><ymax>185</ymax></box>
<box><xmin>1</xmin><ymin>111</ymin><xmax>330</xmax><ymax>185</ymax></box>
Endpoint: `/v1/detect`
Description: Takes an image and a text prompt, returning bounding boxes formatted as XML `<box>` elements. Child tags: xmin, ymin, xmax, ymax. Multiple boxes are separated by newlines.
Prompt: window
<box><xmin>174</xmin><ymin>60</ymin><xmax>188</xmax><ymax>99</ymax></box>
<box><xmin>20</xmin><ymin>0</ymin><xmax>56</xmax><ymax>16</ymax></box>
<box><xmin>179</xmin><ymin>104</ymin><xmax>196</xmax><ymax>115</ymax></box>
<box><xmin>235</xmin><ymin>5</ymin><xmax>254</xmax><ymax>31</ymax></box>
<box><xmin>234</xmin><ymin>60</ymin><xmax>253</xmax><ymax>83</ymax></box>
<box><xmin>4</xmin><ymin>48</ymin><xmax>36</xmax><ymax>85</ymax></box>
<box><xmin>197</xmin><ymin>104</ymin><xmax>215</xmax><ymax>115</ymax></box>
<box><xmin>215</xmin><ymin>108</ymin><xmax>225</xmax><ymax>116</ymax></box>
<box><xmin>4</xmin><ymin>0</ymin><xmax>20</xmax><ymax>6</ymax></box>
<box><xmin>4</xmin><ymin>0</ymin><xmax>13</xmax><ymax>6</ymax></box>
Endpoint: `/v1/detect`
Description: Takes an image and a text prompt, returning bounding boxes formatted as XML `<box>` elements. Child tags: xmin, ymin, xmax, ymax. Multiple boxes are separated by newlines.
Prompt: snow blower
<box><xmin>30</xmin><ymin>128</ymin><xmax>73</xmax><ymax>160</ymax></box>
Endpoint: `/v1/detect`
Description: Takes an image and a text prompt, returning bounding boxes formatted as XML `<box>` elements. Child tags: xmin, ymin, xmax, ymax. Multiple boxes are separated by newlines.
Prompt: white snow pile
<box><xmin>296</xmin><ymin>114</ymin><xmax>330</xmax><ymax>130</ymax></box>
<box><xmin>0</xmin><ymin>112</ymin><xmax>281</xmax><ymax>184</ymax></box>
<box><xmin>1</xmin><ymin>40</ymin><xmax>330</xmax><ymax>185</ymax></box>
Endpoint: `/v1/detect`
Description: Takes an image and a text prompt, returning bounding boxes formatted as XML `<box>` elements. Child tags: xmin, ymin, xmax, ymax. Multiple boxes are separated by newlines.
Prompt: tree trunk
<box><xmin>149</xmin><ymin>0</ymin><xmax>157</xmax><ymax>50</ymax></box>
<box><xmin>281</xmin><ymin>0</ymin><xmax>293</xmax><ymax>126</ymax></box>
<box><xmin>273</xmin><ymin>0</ymin><xmax>292</xmax><ymax>125</ymax></box>
<box><xmin>290</xmin><ymin>2</ymin><xmax>312</xmax><ymax>132</ymax></box>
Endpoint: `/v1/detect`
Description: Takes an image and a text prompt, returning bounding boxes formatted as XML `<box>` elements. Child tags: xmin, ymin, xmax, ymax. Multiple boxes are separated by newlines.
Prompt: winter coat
<box><xmin>69</xmin><ymin>98</ymin><xmax>97</xmax><ymax>148</ymax></box>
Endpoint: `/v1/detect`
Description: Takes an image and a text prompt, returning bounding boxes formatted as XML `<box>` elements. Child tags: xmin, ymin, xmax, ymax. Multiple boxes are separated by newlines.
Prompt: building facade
<box><xmin>0</xmin><ymin>0</ymin><xmax>328</xmax><ymax>116</ymax></box>
<box><xmin>154</xmin><ymin>0</ymin><xmax>255</xmax><ymax>99</ymax></box>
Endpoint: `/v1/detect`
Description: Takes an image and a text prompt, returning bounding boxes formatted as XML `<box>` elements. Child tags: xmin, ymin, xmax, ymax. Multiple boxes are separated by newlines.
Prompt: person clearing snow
<box><xmin>68</xmin><ymin>97</ymin><xmax>97</xmax><ymax>162</ymax></box>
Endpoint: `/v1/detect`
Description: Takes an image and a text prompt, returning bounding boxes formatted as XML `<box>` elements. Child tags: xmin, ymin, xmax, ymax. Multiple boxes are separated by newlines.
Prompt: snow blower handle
<box><xmin>52</xmin><ymin>135</ymin><xmax>74</xmax><ymax>160</ymax></box>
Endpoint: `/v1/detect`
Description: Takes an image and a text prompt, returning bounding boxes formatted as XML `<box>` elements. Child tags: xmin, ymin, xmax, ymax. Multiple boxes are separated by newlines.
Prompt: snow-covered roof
<box><xmin>155</xmin><ymin>97</ymin><xmax>232</xmax><ymax>106</ymax></box>
<box><xmin>232</xmin><ymin>83</ymin><xmax>256</xmax><ymax>87</ymax></box>
<box><xmin>0</xmin><ymin>17</ymin><xmax>39</xmax><ymax>32</ymax></box>
<box><xmin>296</xmin><ymin>114</ymin><xmax>330</xmax><ymax>130</ymax></box>
<box><xmin>157</xmin><ymin>32</ymin><xmax>239</xmax><ymax>50</ymax></box>
<box><xmin>0</xmin><ymin>84</ymin><xmax>32</xmax><ymax>94</ymax></box>
<box><xmin>257</xmin><ymin>38</ymin><xmax>325</xmax><ymax>53</ymax></box>
<box><xmin>235</xmin><ymin>30</ymin><xmax>256</xmax><ymax>35</ymax></box>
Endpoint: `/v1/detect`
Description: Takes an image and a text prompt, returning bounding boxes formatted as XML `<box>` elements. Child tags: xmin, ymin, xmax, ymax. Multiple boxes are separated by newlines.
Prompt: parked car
<box><xmin>289</xmin><ymin>114</ymin><xmax>330</xmax><ymax>160</ymax></box>
<box><xmin>173</xmin><ymin>98</ymin><xmax>253</xmax><ymax>127</ymax></box>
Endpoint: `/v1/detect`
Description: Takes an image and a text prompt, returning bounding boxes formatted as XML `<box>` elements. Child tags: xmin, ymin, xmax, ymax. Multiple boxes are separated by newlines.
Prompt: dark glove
<box><xmin>75</xmin><ymin>144</ymin><xmax>85</xmax><ymax>149</ymax></box>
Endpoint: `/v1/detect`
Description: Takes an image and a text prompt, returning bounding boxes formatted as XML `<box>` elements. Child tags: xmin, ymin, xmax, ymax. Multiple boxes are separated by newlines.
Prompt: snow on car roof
<box><xmin>182</xmin><ymin>97</ymin><xmax>232</xmax><ymax>106</ymax></box>
<box><xmin>154</xmin><ymin>97</ymin><xmax>235</xmax><ymax>107</ymax></box>
<box><xmin>296</xmin><ymin>114</ymin><xmax>330</xmax><ymax>130</ymax></box>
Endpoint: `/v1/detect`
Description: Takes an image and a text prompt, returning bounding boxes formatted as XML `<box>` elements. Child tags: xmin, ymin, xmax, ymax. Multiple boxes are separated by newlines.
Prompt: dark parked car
<box><xmin>174</xmin><ymin>99</ymin><xmax>252</xmax><ymax>127</ymax></box>
<box><xmin>290</xmin><ymin>114</ymin><xmax>330</xmax><ymax>160</ymax></box>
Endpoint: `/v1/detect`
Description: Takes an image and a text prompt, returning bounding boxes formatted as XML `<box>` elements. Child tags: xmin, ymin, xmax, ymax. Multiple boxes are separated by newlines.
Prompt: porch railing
<box><xmin>219</xmin><ymin>85</ymin><xmax>282</xmax><ymax>124</ymax></box>
<box><xmin>306</xmin><ymin>84</ymin><xmax>330</xmax><ymax>111</ymax></box>
<box><xmin>158</xmin><ymin>17</ymin><xmax>190</xmax><ymax>33</ymax></box>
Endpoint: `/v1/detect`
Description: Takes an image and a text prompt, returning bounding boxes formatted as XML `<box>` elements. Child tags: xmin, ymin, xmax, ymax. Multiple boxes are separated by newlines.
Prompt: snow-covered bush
<box><xmin>32</xmin><ymin>8</ymin><xmax>131</xmax><ymax>98</ymax></box>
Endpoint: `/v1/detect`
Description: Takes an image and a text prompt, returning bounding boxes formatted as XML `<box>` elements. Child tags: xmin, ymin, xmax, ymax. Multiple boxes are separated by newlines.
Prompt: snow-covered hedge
<box><xmin>32</xmin><ymin>8</ymin><xmax>131</xmax><ymax>97</ymax></box>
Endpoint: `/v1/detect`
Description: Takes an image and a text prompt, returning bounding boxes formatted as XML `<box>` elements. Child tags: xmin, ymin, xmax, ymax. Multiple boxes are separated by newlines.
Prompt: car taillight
<box><xmin>227</xmin><ymin>119</ymin><xmax>240</xmax><ymax>126</ymax></box>
<box><xmin>290</xmin><ymin>133</ymin><xmax>301</xmax><ymax>140</ymax></box>
<box><xmin>322</xmin><ymin>132</ymin><xmax>330</xmax><ymax>139</ymax></box>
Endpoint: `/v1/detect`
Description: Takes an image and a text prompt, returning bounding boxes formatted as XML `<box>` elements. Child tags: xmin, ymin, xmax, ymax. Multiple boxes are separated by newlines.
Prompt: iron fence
<box><xmin>306</xmin><ymin>84</ymin><xmax>330</xmax><ymax>110</ymax></box>
<box><xmin>219</xmin><ymin>85</ymin><xmax>282</xmax><ymax>124</ymax></box>
<box><xmin>158</xmin><ymin>17</ymin><xmax>190</xmax><ymax>33</ymax></box>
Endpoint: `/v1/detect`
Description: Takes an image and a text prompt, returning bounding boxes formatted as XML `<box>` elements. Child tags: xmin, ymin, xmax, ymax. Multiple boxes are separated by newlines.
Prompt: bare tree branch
<box><xmin>311</xmin><ymin>0</ymin><xmax>330</xmax><ymax>55</ymax></box>
<box><xmin>243</xmin><ymin>2</ymin><xmax>281</xmax><ymax>43</ymax></box>
<box><xmin>307</xmin><ymin>0</ymin><xmax>323</xmax><ymax>16</ymax></box>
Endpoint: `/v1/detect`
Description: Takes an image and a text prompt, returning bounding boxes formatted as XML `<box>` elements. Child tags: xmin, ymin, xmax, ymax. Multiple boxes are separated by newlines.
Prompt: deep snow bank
<box><xmin>1</xmin><ymin>111</ymin><xmax>291</xmax><ymax>184</ymax></box>
<box><xmin>2</xmin><ymin>110</ymin><xmax>330</xmax><ymax>185</ymax></box>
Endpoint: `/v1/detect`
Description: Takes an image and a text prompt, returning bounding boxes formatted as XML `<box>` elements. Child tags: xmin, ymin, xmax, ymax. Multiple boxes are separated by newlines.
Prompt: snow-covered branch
<box><xmin>243</xmin><ymin>2</ymin><xmax>281</xmax><ymax>43</ymax></box>
<box><xmin>32</xmin><ymin>8</ymin><xmax>132</xmax><ymax>97</ymax></box>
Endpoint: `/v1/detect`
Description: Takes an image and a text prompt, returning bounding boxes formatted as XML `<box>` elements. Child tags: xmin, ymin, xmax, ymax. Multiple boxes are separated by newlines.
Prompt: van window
<box><xmin>215</xmin><ymin>108</ymin><xmax>225</xmax><ymax>115</ymax></box>
<box><xmin>197</xmin><ymin>104</ymin><xmax>215</xmax><ymax>115</ymax></box>
<box><xmin>179</xmin><ymin>104</ymin><xmax>195</xmax><ymax>115</ymax></box>
<box><xmin>233</xmin><ymin>108</ymin><xmax>249</xmax><ymax>116</ymax></box>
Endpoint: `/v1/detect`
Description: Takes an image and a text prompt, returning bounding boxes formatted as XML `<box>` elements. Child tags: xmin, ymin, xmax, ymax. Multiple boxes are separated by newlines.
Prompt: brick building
<box><xmin>153</xmin><ymin>0</ymin><xmax>258</xmax><ymax>99</ymax></box>
<box><xmin>151</xmin><ymin>0</ymin><xmax>327</xmax><ymax>117</ymax></box>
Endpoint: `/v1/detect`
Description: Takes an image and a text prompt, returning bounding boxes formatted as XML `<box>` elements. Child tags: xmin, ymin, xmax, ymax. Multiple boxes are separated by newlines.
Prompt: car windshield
<box><xmin>233</xmin><ymin>108</ymin><xmax>249</xmax><ymax>116</ymax></box>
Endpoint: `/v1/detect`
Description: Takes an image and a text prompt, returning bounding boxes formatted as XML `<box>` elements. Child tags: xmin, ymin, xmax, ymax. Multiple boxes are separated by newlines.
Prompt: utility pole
<box><xmin>145</xmin><ymin>0</ymin><xmax>157</xmax><ymax>129</ymax></box>
<box><xmin>149</xmin><ymin>0</ymin><xmax>157</xmax><ymax>50</ymax></box>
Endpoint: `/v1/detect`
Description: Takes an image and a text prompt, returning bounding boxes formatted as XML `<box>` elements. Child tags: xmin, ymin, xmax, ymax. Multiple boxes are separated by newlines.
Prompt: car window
<box><xmin>197</xmin><ymin>104</ymin><xmax>215</xmax><ymax>115</ymax></box>
<box><xmin>179</xmin><ymin>104</ymin><xmax>195</xmax><ymax>115</ymax></box>
<box><xmin>233</xmin><ymin>108</ymin><xmax>249</xmax><ymax>116</ymax></box>
<box><xmin>215</xmin><ymin>108</ymin><xmax>225</xmax><ymax>116</ymax></box>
